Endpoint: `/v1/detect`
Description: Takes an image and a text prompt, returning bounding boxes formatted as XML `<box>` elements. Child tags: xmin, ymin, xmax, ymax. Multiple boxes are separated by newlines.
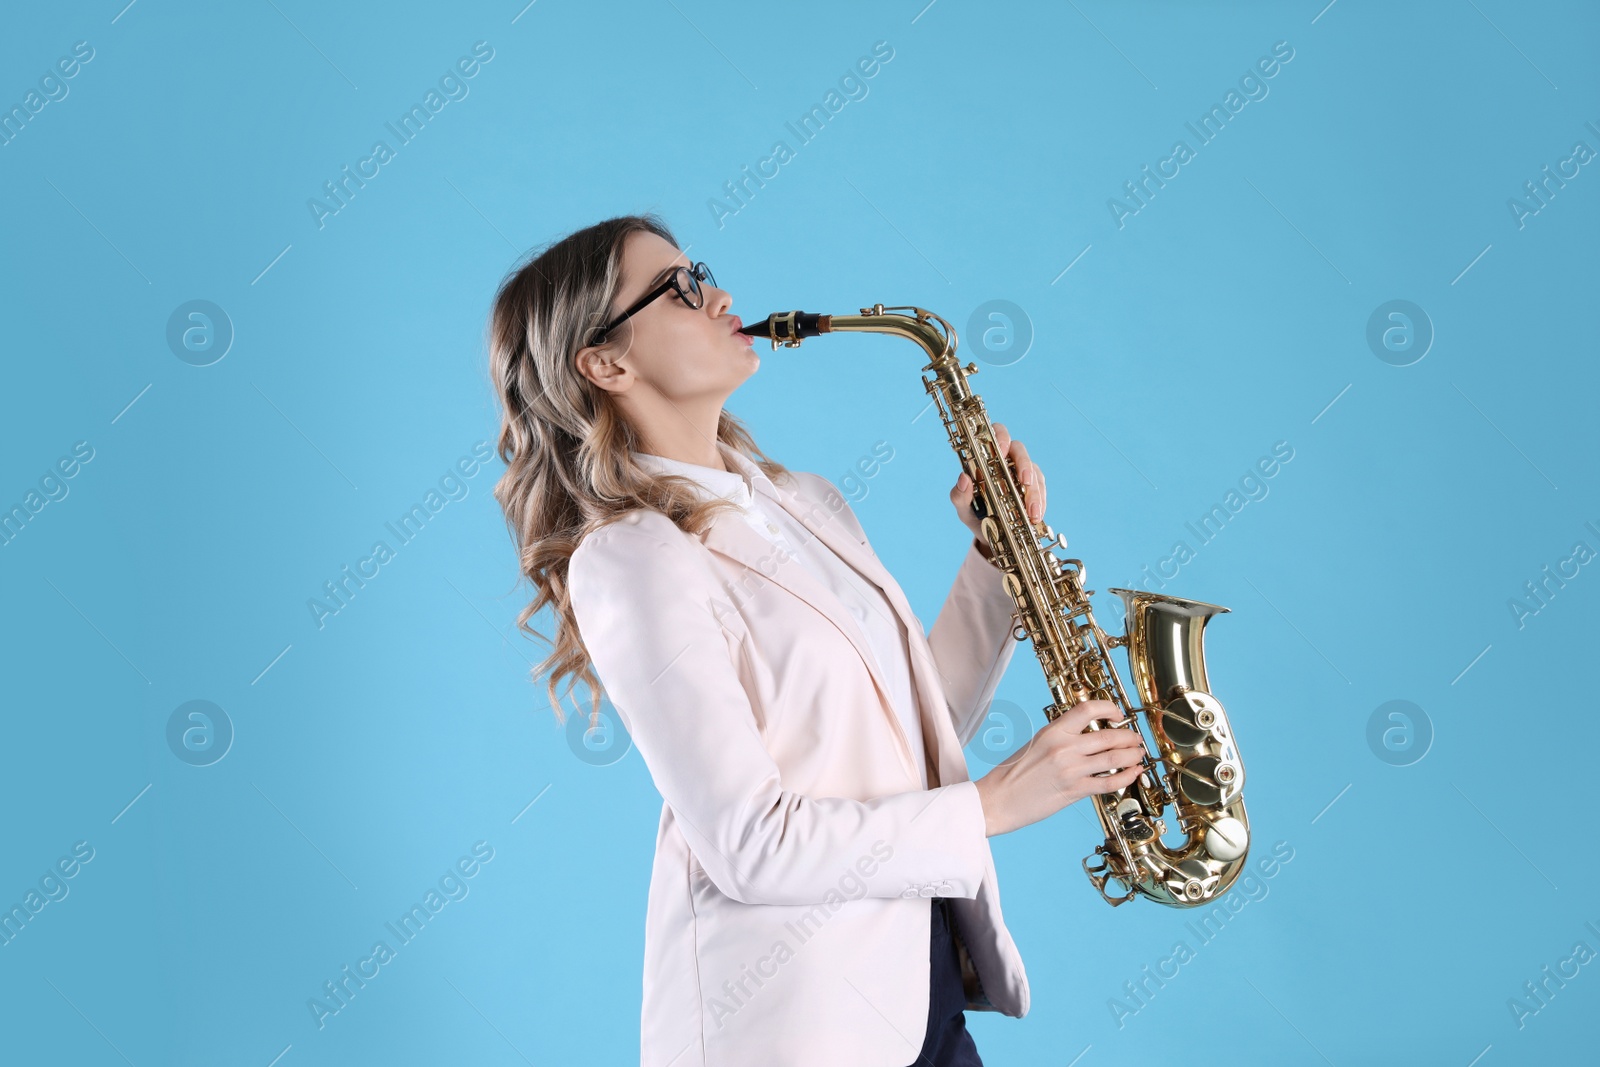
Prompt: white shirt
<box><xmin>630</xmin><ymin>441</ymin><xmax>929</xmax><ymax>787</ymax></box>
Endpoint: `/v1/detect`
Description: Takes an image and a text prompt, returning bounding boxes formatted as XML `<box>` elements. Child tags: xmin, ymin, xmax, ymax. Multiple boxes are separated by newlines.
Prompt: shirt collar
<box><xmin>630</xmin><ymin>441</ymin><xmax>775</xmax><ymax>511</ymax></box>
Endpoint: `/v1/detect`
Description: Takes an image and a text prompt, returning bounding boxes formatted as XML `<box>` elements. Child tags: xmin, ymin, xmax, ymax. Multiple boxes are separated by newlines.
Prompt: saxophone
<box><xmin>740</xmin><ymin>306</ymin><xmax>1250</xmax><ymax>908</ymax></box>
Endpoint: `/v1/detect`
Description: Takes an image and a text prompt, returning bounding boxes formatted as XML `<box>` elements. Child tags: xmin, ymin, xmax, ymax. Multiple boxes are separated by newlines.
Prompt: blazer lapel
<box><xmin>698</xmin><ymin>511</ymin><xmax>924</xmax><ymax>785</ymax></box>
<box><xmin>698</xmin><ymin>472</ymin><xmax>973</xmax><ymax>791</ymax></box>
<box><xmin>762</xmin><ymin>478</ymin><xmax>976</xmax><ymax>792</ymax></box>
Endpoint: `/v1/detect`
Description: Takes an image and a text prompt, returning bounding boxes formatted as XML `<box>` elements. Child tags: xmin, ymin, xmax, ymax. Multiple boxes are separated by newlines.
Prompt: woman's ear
<box><xmin>574</xmin><ymin>342</ymin><xmax>630</xmax><ymax>394</ymax></box>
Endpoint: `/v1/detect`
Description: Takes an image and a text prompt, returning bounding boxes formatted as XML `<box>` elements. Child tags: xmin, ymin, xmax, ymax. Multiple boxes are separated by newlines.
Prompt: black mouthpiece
<box><xmin>738</xmin><ymin>311</ymin><xmax>831</xmax><ymax>342</ymax></box>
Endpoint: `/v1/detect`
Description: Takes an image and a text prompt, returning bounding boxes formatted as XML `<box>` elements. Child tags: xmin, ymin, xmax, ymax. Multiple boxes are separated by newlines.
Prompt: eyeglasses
<box><xmin>590</xmin><ymin>261</ymin><xmax>717</xmax><ymax>346</ymax></box>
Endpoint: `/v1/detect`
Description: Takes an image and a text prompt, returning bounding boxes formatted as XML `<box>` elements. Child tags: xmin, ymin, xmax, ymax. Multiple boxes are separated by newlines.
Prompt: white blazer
<box><xmin>568</xmin><ymin>448</ymin><xmax>1030</xmax><ymax>1067</ymax></box>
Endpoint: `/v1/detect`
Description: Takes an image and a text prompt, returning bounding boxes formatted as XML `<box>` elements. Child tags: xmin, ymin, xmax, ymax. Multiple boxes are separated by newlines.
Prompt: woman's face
<box><xmin>578</xmin><ymin>230</ymin><xmax>757</xmax><ymax>406</ymax></box>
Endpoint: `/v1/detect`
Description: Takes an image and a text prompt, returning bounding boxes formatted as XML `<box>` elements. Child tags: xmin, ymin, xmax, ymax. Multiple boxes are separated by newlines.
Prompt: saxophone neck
<box><xmin>741</xmin><ymin>305</ymin><xmax>960</xmax><ymax>369</ymax></box>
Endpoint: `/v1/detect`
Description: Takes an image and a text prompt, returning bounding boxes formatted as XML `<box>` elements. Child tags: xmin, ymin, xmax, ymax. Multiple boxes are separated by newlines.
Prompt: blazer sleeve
<box><xmin>567</xmin><ymin>515</ymin><xmax>992</xmax><ymax>907</ymax></box>
<box><xmin>926</xmin><ymin>540</ymin><xmax>1023</xmax><ymax>750</ymax></box>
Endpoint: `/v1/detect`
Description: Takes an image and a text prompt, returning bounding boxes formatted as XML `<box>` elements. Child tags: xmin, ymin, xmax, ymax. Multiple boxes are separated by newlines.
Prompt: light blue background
<box><xmin>2</xmin><ymin>1</ymin><xmax>1595</xmax><ymax>1063</ymax></box>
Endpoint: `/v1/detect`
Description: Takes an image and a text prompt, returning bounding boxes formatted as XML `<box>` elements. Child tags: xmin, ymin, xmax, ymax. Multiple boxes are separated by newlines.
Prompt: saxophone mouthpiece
<box><xmin>739</xmin><ymin>311</ymin><xmax>832</xmax><ymax>344</ymax></box>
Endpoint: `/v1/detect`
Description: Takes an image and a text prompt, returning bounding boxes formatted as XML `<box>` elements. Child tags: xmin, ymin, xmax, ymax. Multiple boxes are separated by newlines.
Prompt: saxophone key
<box><xmin>1203</xmin><ymin>816</ymin><xmax>1249</xmax><ymax>861</ymax></box>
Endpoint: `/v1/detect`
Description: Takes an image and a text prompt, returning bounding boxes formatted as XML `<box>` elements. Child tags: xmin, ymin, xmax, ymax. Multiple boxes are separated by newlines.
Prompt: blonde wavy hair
<box><xmin>487</xmin><ymin>213</ymin><xmax>789</xmax><ymax>726</ymax></box>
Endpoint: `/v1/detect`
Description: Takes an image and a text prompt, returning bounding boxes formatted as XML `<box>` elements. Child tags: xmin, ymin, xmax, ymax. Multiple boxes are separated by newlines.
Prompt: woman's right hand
<box><xmin>973</xmin><ymin>699</ymin><xmax>1148</xmax><ymax>837</ymax></box>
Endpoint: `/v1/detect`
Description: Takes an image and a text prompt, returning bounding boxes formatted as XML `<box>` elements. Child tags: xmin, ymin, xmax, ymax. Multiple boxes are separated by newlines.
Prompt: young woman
<box><xmin>487</xmin><ymin>214</ymin><xmax>1144</xmax><ymax>1067</ymax></box>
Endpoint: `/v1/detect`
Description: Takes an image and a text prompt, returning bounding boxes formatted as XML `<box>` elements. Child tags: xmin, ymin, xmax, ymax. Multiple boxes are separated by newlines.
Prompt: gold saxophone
<box><xmin>741</xmin><ymin>306</ymin><xmax>1250</xmax><ymax>908</ymax></box>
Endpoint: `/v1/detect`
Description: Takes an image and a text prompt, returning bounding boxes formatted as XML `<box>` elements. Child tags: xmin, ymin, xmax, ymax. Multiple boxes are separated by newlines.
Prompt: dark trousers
<box><xmin>904</xmin><ymin>897</ymin><xmax>984</xmax><ymax>1066</ymax></box>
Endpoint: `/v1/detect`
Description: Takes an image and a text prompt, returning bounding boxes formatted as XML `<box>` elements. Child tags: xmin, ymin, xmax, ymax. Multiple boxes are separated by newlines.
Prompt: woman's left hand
<box><xmin>950</xmin><ymin>422</ymin><xmax>1046</xmax><ymax>548</ymax></box>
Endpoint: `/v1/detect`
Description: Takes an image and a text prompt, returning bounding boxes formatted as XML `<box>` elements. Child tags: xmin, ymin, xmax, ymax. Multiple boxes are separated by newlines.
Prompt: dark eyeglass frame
<box><xmin>590</xmin><ymin>261</ymin><xmax>716</xmax><ymax>346</ymax></box>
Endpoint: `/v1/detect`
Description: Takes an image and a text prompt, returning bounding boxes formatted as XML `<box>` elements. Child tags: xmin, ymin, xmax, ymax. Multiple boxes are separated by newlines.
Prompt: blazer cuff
<box><xmin>890</xmin><ymin>780</ymin><xmax>989</xmax><ymax>900</ymax></box>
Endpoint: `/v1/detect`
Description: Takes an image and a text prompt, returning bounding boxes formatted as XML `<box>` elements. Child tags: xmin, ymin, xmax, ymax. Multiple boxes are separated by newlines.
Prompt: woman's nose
<box><xmin>706</xmin><ymin>284</ymin><xmax>733</xmax><ymax>317</ymax></box>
